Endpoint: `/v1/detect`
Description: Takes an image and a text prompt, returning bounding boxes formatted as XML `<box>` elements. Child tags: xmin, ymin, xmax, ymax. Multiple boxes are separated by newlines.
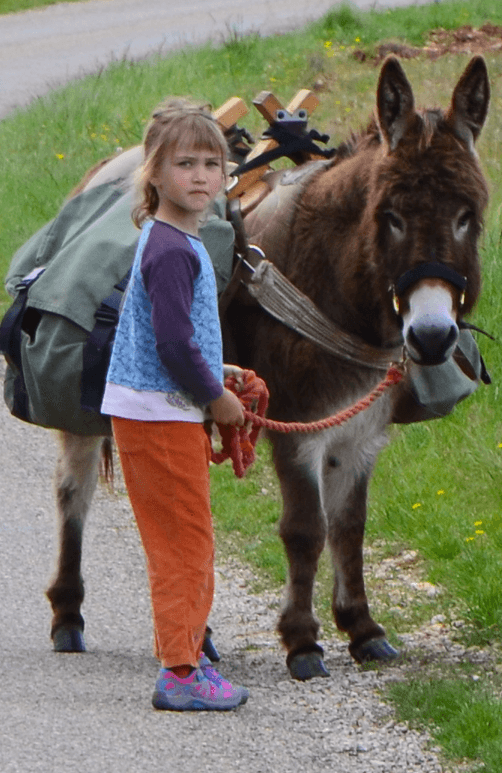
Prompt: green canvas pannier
<box><xmin>0</xmin><ymin>181</ymin><xmax>234</xmax><ymax>435</ymax></box>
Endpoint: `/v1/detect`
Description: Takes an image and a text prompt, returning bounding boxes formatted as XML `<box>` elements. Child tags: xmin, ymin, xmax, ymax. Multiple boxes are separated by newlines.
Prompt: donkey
<box><xmin>44</xmin><ymin>55</ymin><xmax>489</xmax><ymax>680</ymax></box>
<box><xmin>225</xmin><ymin>54</ymin><xmax>490</xmax><ymax>678</ymax></box>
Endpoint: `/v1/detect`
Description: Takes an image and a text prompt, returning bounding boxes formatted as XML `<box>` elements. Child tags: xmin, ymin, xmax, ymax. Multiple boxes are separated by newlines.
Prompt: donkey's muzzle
<box><xmin>405</xmin><ymin>319</ymin><xmax>459</xmax><ymax>365</ymax></box>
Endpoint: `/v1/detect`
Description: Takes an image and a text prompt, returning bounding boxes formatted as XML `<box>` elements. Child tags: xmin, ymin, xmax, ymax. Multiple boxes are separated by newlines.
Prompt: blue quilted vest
<box><xmin>106</xmin><ymin>220</ymin><xmax>223</xmax><ymax>402</ymax></box>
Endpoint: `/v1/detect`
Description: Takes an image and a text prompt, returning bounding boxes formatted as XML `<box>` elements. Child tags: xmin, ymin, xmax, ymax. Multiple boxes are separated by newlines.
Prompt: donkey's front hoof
<box><xmin>289</xmin><ymin>651</ymin><xmax>331</xmax><ymax>681</ymax></box>
<box><xmin>351</xmin><ymin>637</ymin><xmax>399</xmax><ymax>664</ymax></box>
<box><xmin>52</xmin><ymin>626</ymin><xmax>86</xmax><ymax>653</ymax></box>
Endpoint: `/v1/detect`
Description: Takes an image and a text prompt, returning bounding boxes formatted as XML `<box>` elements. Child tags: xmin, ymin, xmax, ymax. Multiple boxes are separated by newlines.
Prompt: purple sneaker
<box><xmin>152</xmin><ymin>667</ymin><xmax>248</xmax><ymax>711</ymax></box>
<box><xmin>199</xmin><ymin>654</ymin><xmax>249</xmax><ymax>704</ymax></box>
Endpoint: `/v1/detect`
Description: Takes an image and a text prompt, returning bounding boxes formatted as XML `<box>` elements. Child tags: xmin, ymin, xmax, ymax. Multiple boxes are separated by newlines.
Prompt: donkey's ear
<box><xmin>376</xmin><ymin>56</ymin><xmax>415</xmax><ymax>151</ymax></box>
<box><xmin>445</xmin><ymin>56</ymin><xmax>490</xmax><ymax>148</ymax></box>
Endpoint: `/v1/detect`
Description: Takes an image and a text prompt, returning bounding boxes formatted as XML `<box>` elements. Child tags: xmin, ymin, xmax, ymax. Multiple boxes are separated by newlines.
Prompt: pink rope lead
<box><xmin>211</xmin><ymin>366</ymin><xmax>404</xmax><ymax>478</ymax></box>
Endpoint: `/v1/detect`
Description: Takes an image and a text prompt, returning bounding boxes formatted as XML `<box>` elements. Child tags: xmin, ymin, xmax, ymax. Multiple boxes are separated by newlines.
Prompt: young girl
<box><xmin>101</xmin><ymin>98</ymin><xmax>248</xmax><ymax>711</ymax></box>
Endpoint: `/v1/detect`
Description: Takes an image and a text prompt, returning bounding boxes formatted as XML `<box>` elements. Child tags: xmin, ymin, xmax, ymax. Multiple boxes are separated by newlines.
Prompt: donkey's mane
<box><xmin>332</xmin><ymin>116</ymin><xmax>381</xmax><ymax>163</ymax></box>
<box><xmin>331</xmin><ymin>107</ymin><xmax>449</xmax><ymax>166</ymax></box>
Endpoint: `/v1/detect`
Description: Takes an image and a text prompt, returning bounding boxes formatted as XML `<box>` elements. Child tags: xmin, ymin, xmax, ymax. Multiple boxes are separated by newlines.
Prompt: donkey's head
<box><xmin>370</xmin><ymin>55</ymin><xmax>489</xmax><ymax>365</ymax></box>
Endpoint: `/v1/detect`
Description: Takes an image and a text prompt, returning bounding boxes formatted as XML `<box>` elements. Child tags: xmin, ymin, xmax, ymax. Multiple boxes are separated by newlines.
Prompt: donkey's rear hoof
<box><xmin>52</xmin><ymin>626</ymin><xmax>86</xmax><ymax>653</ymax></box>
<box><xmin>352</xmin><ymin>637</ymin><xmax>399</xmax><ymax>664</ymax></box>
<box><xmin>289</xmin><ymin>651</ymin><xmax>330</xmax><ymax>681</ymax></box>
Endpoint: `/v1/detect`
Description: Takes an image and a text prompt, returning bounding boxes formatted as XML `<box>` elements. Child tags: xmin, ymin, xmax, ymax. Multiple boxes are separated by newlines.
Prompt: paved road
<box><xmin>0</xmin><ymin>0</ymin><xmax>338</xmax><ymax>119</ymax></box>
<box><xmin>0</xmin><ymin>0</ymin><xmax>434</xmax><ymax>119</ymax></box>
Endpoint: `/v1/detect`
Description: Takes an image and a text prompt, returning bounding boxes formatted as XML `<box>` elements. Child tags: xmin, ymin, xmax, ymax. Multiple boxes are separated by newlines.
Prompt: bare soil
<box><xmin>354</xmin><ymin>23</ymin><xmax>502</xmax><ymax>63</ymax></box>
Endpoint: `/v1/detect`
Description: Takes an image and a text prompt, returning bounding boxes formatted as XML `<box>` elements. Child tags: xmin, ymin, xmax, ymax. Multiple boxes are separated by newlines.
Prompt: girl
<box><xmin>101</xmin><ymin>98</ymin><xmax>248</xmax><ymax>711</ymax></box>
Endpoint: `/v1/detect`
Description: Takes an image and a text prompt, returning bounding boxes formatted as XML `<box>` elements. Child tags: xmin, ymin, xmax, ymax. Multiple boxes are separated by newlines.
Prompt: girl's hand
<box><xmin>223</xmin><ymin>364</ymin><xmax>245</xmax><ymax>390</ymax></box>
<box><xmin>210</xmin><ymin>388</ymin><xmax>245</xmax><ymax>426</ymax></box>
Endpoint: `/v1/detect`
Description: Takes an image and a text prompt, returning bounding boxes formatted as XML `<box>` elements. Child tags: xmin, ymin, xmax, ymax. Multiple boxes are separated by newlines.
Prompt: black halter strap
<box><xmin>392</xmin><ymin>261</ymin><xmax>467</xmax><ymax>315</ymax></box>
<box><xmin>395</xmin><ymin>262</ymin><xmax>467</xmax><ymax>298</ymax></box>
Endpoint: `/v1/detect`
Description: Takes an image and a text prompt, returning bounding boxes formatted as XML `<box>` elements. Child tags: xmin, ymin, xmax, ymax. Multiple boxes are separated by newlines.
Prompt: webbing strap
<box><xmin>395</xmin><ymin>262</ymin><xmax>467</xmax><ymax>297</ymax></box>
<box><xmin>80</xmin><ymin>269</ymin><xmax>131</xmax><ymax>413</ymax></box>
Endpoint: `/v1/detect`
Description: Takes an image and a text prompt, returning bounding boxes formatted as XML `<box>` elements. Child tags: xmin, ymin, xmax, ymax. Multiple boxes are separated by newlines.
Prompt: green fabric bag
<box><xmin>2</xmin><ymin>181</ymin><xmax>235</xmax><ymax>435</ymax></box>
<box><xmin>391</xmin><ymin>328</ymin><xmax>487</xmax><ymax>424</ymax></box>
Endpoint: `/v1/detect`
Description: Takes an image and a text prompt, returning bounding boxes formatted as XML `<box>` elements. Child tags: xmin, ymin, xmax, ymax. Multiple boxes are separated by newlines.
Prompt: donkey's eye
<box><xmin>384</xmin><ymin>210</ymin><xmax>405</xmax><ymax>238</ymax></box>
<box><xmin>454</xmin><ymin>208</ymin><xmax>474</xmax><ymax>240</ymax></box>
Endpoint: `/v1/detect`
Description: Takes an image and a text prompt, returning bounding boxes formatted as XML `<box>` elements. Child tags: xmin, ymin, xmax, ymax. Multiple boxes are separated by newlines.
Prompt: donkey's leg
<box><xmin>46</xmin><ymin>431</ymin><xmax>104</xmax><ymax>652</ymax></box>
<box><xmin>324</xmin><ymin>444</ymin><xmax>399</xmax><ymax>664</ymax></box>
<box><xmin>271</xmin><ymin>433</ymin><xmax>330</xmax><ymax>680</ymax></box>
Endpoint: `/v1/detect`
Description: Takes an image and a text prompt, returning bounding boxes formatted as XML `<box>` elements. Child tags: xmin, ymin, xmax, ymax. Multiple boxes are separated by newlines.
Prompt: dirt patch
<box><xmin>354</xmin><ymin>23</ymin><xmax>502</xmax><ymax>64</ymax></box>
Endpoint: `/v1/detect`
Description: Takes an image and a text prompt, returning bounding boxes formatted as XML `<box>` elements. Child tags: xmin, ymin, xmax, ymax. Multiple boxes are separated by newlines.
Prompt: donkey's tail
<box><xmin>100</xmin><ymin>436</ymin><xmax>114</xmax><ymax>487</ymax></box>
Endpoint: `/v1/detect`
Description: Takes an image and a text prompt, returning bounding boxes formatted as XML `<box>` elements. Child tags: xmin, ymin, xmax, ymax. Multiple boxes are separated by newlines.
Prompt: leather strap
<box><xmin>243</xmin><ymin>255</ymin><xmax>403</xmax><ymax>370</ymax></box>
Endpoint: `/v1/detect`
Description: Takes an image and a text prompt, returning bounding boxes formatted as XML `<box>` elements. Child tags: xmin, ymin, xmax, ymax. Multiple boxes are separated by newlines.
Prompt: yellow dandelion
<box><xmin>355</xmin><ymin>37</ymin><xmax>361</xmax><ymax>43</ymax></box>
<box><xmin>340</xmin><ymin>45</ymin><xmax>346</xmax><ymax>50</ymax></box>
<box><xmin>474</xmin><ymin>520</ymin><xmax>483</xmax><ymax>526</ymax></box>
<box><xmin>324</xmin><ymin>41</ymin><xmax>332</xmax><ymax>49</ymax></box>
<box><xmin>437</xmin><ymin>490</ymin><xmax>445</xmax><ymax>496</ymax></box>
<box><xmin>465</xmin><ymin>536</ymin><xmax>475</xmax><ymax>542</ymax></box>
<box><xmin>412</xmin><ymin>503</ymin><xmax>421</xmax><ymax>510</ymax></box>
<box><xmin>55</xmin><ymin>153</ymin><xmax>64</xmax><ymax>160</ymax></box>
<box><xmin>498</xmin><ymin>442</ymin><xmax>502</xmax><ymax>448</ymax></box>
<box><xmin>475</xmin><ymin>530</ymin><xmax>485</xmax><ymax>535</ymax></box>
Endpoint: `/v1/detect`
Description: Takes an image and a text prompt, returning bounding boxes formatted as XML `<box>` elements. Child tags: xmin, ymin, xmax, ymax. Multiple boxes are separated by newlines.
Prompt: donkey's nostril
<box><xmin>407</xmin><ymin>323</ymin><xmax>458</xmax><ymax>365</ymax></box>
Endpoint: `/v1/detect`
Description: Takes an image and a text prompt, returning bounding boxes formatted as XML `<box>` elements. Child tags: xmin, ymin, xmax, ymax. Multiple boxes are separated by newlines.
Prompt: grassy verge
<box><xmin>0</xmin><ymin>0</ymin><xmax>81</xmax><ymax>13</ymax></box>
<box><xmin>3</xmin><ymin>1</ymin><xmax>502</xmax><ymax>769</ymax></box>
<box><xmin>387</xmin><ymin>672</ymin><xmax>502</xmax><ymax>772</ymax></box>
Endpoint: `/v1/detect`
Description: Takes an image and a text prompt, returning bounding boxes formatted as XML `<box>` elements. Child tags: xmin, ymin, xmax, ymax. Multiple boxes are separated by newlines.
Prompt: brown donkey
<box><xmin>225</xmin><ymin>55</ymin><xmax>490</xmax><ymax>678</ymax></box>
<box><xmin>35</xmin><ymin>56</ymin><xmax>489</xmax><ymax>679</ymax></box>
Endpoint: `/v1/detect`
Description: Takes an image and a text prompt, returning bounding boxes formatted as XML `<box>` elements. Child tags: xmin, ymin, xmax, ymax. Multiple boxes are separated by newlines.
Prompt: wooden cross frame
<box><xmin>227</xmin><ymin>89</ymin><xmax>320</xmax><ymax>214</ymax></box>
<box><xmin>214</xmin><ymin>89</ymin><xmax>322</xmax><ymax>215</ymax></box>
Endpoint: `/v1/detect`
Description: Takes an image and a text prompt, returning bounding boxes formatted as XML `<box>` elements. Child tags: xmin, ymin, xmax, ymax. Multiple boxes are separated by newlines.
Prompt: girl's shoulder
<box><xmin>142</xmin><ymin>220</ymin><xmax>197</xmax><ymax>260</ymax></box>
<box><xmin>141</xmin><ymin>220</ymin><xmax>201</xmax><ymax>282</ymax></box>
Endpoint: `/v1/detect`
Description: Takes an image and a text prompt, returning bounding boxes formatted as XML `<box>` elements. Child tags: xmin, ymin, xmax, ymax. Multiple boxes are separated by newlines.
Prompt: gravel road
<box><xmin>0</xmin><ymin>351</ymin><xmax>450</xmax><ymax>772</ymax></box>
<box><xmin>0</xmin><ymin>2</ymin><xmax>461</xmax><ymax>772</ymax></box>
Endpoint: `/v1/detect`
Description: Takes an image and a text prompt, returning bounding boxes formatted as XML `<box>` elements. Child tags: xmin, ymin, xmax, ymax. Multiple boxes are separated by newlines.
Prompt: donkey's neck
<box><xmin>288</xmin><ymin>148</ymin><xmax>394</xmax><ymax>347</ymax></box>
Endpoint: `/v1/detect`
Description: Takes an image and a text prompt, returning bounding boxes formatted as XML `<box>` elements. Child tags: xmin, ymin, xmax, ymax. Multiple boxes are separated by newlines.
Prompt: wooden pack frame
<box><xmin>214</xmin><ymin>89</ymin><xmax>327</xmax><ymax>215</ymax></box>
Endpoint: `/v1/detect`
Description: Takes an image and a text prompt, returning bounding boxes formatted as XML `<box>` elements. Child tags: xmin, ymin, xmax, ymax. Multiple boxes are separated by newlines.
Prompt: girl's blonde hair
<box><xmin>132</xmin><ymin>98</ymin><xmax>228</xmax><ymax>228</ymax></box>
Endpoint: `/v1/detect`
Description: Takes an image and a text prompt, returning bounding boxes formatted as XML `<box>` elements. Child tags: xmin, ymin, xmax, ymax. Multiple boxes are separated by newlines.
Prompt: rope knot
<box><xmin>210</xmin><ymin>370</ymin><xmax>269</xmax><ymax>478</ymax></box>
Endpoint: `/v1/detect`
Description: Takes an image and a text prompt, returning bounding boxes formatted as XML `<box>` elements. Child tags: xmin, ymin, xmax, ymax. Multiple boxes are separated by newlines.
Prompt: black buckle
<box><xmin>94</xmin><ymin>306</ymin><xmax>118</xmax><ymax>326</ymax></box>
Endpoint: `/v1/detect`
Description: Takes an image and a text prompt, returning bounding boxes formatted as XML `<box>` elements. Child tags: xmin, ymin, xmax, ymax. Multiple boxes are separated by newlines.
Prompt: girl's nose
<box><xmin>193</xmin><ymin>163</ymin><xmax>207</xmax><ymax>180</ymax></box>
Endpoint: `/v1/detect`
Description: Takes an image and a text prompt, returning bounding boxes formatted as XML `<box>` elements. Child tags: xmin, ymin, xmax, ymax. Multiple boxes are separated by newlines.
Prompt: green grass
<box><xmin>3</xmin><ymin>1</ymin><xmax>502</xmax><ymax>768</ymax></box>
<box><xmin>211</xmin><ymin>442</ymin><xmax>287</xmax><ymax>589</ymax></box>
<box><xmin>0</xmin><ymin>0</ymin><xmax>81</xmax><ymax>13</ymax></box>
<box><xmin>386</xmin><ymin>675</ymin><xmax>502</xmax><ymax>773</ymax></box>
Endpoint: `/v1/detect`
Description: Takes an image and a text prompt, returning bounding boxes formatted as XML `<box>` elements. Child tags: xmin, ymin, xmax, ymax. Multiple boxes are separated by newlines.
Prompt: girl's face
<box><xmin>151</xmin><ymin>144</ymin><xmax>225</xmax><ymax>230</ymax></box>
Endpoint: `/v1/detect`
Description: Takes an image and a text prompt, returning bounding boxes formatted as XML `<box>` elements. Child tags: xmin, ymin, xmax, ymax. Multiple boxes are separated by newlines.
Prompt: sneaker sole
<box><xmin>152</xmin><ymin>688</ymin><xmax>248</xmax><ymax>711</ymax></box>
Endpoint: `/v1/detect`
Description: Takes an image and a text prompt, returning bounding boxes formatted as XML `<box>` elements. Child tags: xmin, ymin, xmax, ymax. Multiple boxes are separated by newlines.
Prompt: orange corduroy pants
<box><xmin>112</xmin><ymin>418</ymin><xmax>214</xmax><ymax>669</ymax></box>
